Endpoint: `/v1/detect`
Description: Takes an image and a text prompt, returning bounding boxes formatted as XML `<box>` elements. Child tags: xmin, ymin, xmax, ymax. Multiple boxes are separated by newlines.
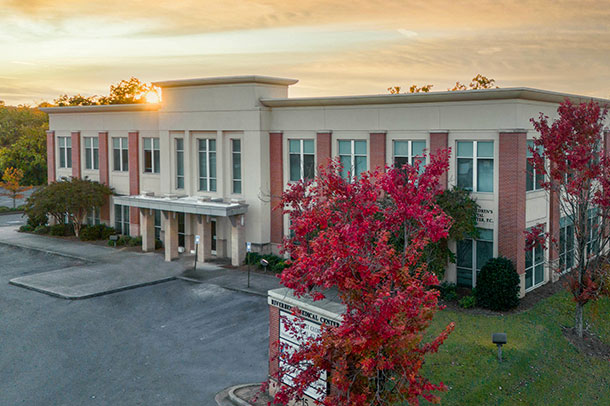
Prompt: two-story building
<box><xmin>42</xmin><ymin>75</ymin><xmax>610</xmax><ymax>296</ymax></box>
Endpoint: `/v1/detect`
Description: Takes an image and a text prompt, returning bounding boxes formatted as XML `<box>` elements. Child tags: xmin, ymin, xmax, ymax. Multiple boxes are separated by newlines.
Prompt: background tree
<box><xmin>24</xmin><ymin>177</ymin><xmax>112</xmax><ymax>237</ymax></box>
<box><xmin>449</xmin><ymin>74</ymin><xmax>498</xmax><ymax>91</ymax></box>
<box><xmin>0</xmin><ymin>127</ymin><xmax>47</xmax><ymax>185</ymax></box>
<box><xmin>0</xmin><ymin>104</ymin><xmax>48</xmax><ymax>148</ymax></box>
<box><xmin>272</xmin><ymin>155</ymin><xmax>455</xmax><ymax>406</ymax></box>
<box><xmin>0</xmin><ymin>167</ymin><xmax>32</xmax><ymax>208</ymax></box>
<box><xmin>527</xmin><ymin>99</ymin><xmax>610</xmax><ymax>338</ymax></box>
<box><xmin>387</xmin><ymin>84</ymin><xmax>434</xmax><ymax>94</ymax></box>
<box><xmin>53</xmin><ymin>77</ymin><xmax>160</xmax><ymax>106</ymax></box>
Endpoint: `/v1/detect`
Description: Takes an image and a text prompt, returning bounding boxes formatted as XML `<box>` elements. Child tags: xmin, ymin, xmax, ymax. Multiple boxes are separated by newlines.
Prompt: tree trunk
<box><xmin>575</xmin><ymin>302</ymin><xmax>584</xmax><ymax>338</ymax></box>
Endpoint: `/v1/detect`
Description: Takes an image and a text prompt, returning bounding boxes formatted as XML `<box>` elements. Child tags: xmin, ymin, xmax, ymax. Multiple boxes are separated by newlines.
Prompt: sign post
<box><xmin>193</xmin><ymin>235</ymin><xmax>201</xmax><ymax>272</ymax></box>
<box><xmin>246</xmin><ymin>242</ymin><xmax>252</xmax><ymax>288</ymax></box>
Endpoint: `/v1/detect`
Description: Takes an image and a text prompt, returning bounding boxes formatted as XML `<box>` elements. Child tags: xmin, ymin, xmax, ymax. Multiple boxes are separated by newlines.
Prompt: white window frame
<box><xmin>456</xmin><ymin>140</ymin><xmax>494</xmax><ymax>193</ymax></box>
<box><xmin>143</xmin><ymin>137</ymin><xmax>160</xmax><ymax>174</ymax></box>
<box><xmin>198</xmin><ymin>138</ymin><xmax>216</xmax><ymax>192</ymax></box>
<box><xmin>231</xmin><ymin>138</ymin><xmax>242</xmax><ymax>194</ymax></box>
<box><xmin>113</xmin><ymin>137</ymin><xmax>129</xmax><ymax>172</ymax></box>
<box><xmin>87</xmin><ymin>207</ymin><xmax>100</xmax><ymax>225</ymax></box>
<box><xmin>526</xmin><ymin>140</ymin><xmax>544</xmax><ymax>192</ymax></box>
<box><xmin>338</xmin><ymin>139</ymin><xmax>367</xmax><ymax>182</ymax></box>
<box><xmin>525</xmin><ymin>231</ymin><xmax>545</xmax><ymax>292</ymax></box>
<box><xmin>393</xmin><ymin>140</ymin><xmax>427</xmax><ymax>170</ymax></box>
<box><xmin>289</xmin><ymin>139</ymin><xmax>315</xmax><ymax>182</ymax></box>
<box><xmin>175</xmin><ymin>138</ymin><xmax>184</xmax><ymax>189</ymax></box>
<box><xmin>456</xmin><ymin>228</ymin><xmax>494</xmax><ymax>288</ymax></box>
<box><xmin>84</xmin><ymin>137</ymin><xmax>99</xmax><ymax>170</ymax></box>
<box><xmin>58</xmin><ymin>136</ymin><xmax>72</xmax><ymax>169</ymax></box>
<box><xmin>114</xmin><ymin>204</ymin><xmax>130</xmax><ymax>236</ymax></box>
<box><xmin>559</xmin><ymin>216</ymin><xmax>574</xmax><ymax>275</ymax></box>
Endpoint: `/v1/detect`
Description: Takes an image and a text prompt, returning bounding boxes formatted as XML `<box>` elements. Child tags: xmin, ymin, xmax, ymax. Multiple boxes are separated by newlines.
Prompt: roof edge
<box><xmin>152</xmin><ymin>75</ymin><xmax>298</xmax><ymax>88</ymax></box>
<box><xmin>260</xmin><ymin>87</ymin><xmax>610</xmax><ymax>108</ymax></box>
<box><xmin>40</xmin><ymin>104</ymin><xmax>161</xmax><ymax>114</ymax></box>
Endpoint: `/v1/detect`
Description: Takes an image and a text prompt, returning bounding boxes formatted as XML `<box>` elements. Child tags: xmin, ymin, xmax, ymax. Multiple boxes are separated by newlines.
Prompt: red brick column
<box><xmin>71</xmin><ymin>131</ymin><xmax>81</xmax><ymax>179</ymax></box>
<box><xmin>369</xmin><ymin>132</ymin><xmax>386</xmax><ymax>172</ymax></box>
<box><xmin>270</xmin><ymin>132</ymin><xmax>284</xmax><ymax>247</ymax></box>
<box><xmin>430</xmin><ymin>131</ymin><xmax>449</xmax><ymax>189</ymax></box>
<box><xmin>316</xmin><ymin>131</ymin><xmax>332</xmax><ymax>170</ymax></box>
<box><xmin>268</xmin><ymin>305</ymin><xmax>280</xmax><ymax>380</ymax></box>
<box><xmin>498</xmin><ymin>131</ymin><xmax>527</xmax><ymax>279</ymax></box>
<box><xmin>548</xmin><ymin>183</ymin><xmax>560</xmax><ymax>281</ymax></box>
<box><xmin>46</xmin><ymin>130</ymin><xmax>55</xmax><ymax>184</ymax></box>
<box><xmin>98</xmin><ymin>132</ymin><xmax>110</xmax><ymax>223</ymax></box>
<box><xmin>128</xmin><ymin>131</ymin><xmax>140</xmax><ymax>234</ymax></box>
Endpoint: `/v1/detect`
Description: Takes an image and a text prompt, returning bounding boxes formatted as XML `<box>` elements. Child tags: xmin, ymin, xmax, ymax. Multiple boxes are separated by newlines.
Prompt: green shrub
<box><xmin>100</xmin><ymin>226</ymin><xmax>116</xmax><ymax>240</ymax></box>
<box><xmin>244</xmin><ymin>252</ymin><xmax>288</xmax><ymax>273</ymax></box>
<box><xmin>245</xmin><ymin>252</ymin><xmax>262</xmax><ymax>266</ymax></box>
<box><xmin>155</xmin><ymin>239</ymin><xmax>163</xmax><ymax>249</ymax></box>
<box><xmin>459</xmin><ymin>295</ymin><xmax>476</xmax><ymax>309</ymax></box>
<box><xmin>26</xmin><ymin>213</ymin><xmax>48</xmax><ymax>228</ymax></box>
<box><xmin>34</xmin><ymin>225</ymin><xmax>50</xmax><ymax>234</ymax></box>
<box><xmin>436</xmin><ymin>281</ymin><xmax>458</xmax><ymax>302</ymax></box>
<box><xmin>79</xmin><ymin>224</ymin><xmax>116</xmax><ymax>241</ymax></box>
<box><xmin>19</xmin><ymin>224</ymin><xmax>33</xmax><ymax>232</ymax></box>
<box><xmin>117</xmin><ymin>235</ymin><xmax>132</xmax><ymax>246</ymax></box>
<box><xmin>0</xmin><ymin>206</ymin><xmax>25</xmax><ymax>213</ymax></box>
<box><xmin>475</xmin><ymin>257</ymin><xmax>520</xmax><ymax>311</ymax></box>
<box><xmin>49</xmin><ymin>223</ymin><xmax>74</xmax><ymax>236</ymax></box>
<box><xmin>128</xmin><ymin>236</ymin><xmax>142</xmax><ymax>247</ymax></box>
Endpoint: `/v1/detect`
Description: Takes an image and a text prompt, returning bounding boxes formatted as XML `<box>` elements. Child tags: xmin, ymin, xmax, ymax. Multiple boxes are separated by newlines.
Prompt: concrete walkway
<box><xmin>0</xmin><ymin>226</ymin><xmax>282</xmax><ymax>299</ymax></box>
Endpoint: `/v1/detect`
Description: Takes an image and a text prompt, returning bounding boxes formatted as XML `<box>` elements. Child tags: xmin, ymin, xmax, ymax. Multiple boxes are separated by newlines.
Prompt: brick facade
<box><xmin>429</xmin><ymin>131</ymin><xmax>449</xmax><ymax>189</ymax></box>
<box><xmin>268</xmin><ymin>305</ymin><xmax>280</xmax><ymax>379</ymax></box>
<box><xmin>316</xmin><ymin>132</ymin><xmax>332</xmax><ymax>169</ymax></box>
<box><xmin>369</xmin><ymin>132</ymin><xmax>386</xmax><ymax>172</ymax></box>
<box><xmin>71</xmin><ymin>131</ymin><xmax>81</xmax><ymax>179</ymax></box>
<box><xmin>128</xmin><ymin>131</ymin><xmax>140</xmax><ymax>234</ymax></box>
<box><xmin>46</xmin><ymin>130</ymin><xmax>55</xmax><ymax>184</ymax></box>
<box><xmin>498</xmin><ymin>131</ymin><xmax>527</xmax><ymax>279</ymax></box>
<box><xmin>269</xmin><ymin>132</ymin><xmax>284</xmax><ymax>246</ymax></box>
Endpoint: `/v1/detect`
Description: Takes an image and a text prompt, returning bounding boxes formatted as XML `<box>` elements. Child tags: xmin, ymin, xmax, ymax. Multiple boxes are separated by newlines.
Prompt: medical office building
<box><xmin>42</xmin><ymin>75</ymin><xmax>610</xmax><ymax>296</ymax></box>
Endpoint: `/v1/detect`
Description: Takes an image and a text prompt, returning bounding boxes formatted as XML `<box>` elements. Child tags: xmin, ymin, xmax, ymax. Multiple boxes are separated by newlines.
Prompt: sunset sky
<box><xmin>1</xmin><ymin>0</ymin><xmax>609</xmax><ymax>105</ymax></box>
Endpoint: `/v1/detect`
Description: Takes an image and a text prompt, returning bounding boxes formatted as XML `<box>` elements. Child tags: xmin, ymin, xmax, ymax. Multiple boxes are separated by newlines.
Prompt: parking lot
<box><xmin>0</xmin><ymin>244</ymin><xmax>269</xmax><ymax>405</ymax></box>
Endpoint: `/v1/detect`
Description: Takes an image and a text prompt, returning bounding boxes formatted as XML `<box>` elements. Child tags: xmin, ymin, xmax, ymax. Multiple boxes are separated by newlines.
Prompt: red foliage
<box><xmin>272</xmin><ymin>152</ymin><xmax>455</xmax><ymax>406</ymax></box>
<box><xmin>527</xmin><ymin>99</ymin><xmax>610</xmax><ymax>311</ymax></box>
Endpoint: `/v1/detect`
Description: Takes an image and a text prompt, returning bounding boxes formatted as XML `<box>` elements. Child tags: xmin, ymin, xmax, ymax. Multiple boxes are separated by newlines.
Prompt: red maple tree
<box><xmin>527</xmin><ymin>99</ymin><xmax>610</xmax><ymax>338</ymax></box>
<box><xmin>271</xmin><ymin>152</ymin><xmax>455</xmax><ymax>406</ymax></box>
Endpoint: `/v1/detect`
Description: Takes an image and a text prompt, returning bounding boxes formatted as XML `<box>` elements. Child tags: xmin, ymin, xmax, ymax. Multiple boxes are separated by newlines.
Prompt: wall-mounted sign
<box><xmin>195</xmin><ymin>235</ymin><xmax>201</xmax><ymax>245</ymax></box>
<box><xmin>476</xmin><ymin>208</ymin><xmax>494</xmax><ymax>225</ymax></box>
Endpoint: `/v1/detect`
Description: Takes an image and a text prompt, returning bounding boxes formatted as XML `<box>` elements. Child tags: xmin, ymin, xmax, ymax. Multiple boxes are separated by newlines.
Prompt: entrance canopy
<box><xmin>113</xmin><ymin>194</ymin><xmax>248</xmax><ymax>217</ymax></box>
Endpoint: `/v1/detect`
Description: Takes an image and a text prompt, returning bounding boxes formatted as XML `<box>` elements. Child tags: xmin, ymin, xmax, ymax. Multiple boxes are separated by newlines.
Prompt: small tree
<box><xmin>528</xmin><ymin>99</ymin><xmax>610</xmax><ymax>338</ymax></box>
<box><xmin>24</xmin><ymin>177</ymin><xmax>112</xmax><ymax>237</ymax></box>
<box><xmin>0</xmin><ymin>167</ymin><xmax>32</xmax><ymax>208</ymax></box>
<box><xmin>272</xmin><ymin>155</ymin><xmax>455</xmax><ymax>406</ymax></box>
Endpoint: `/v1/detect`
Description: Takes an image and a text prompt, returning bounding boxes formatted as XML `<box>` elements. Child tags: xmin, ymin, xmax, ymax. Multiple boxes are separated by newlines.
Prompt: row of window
<box><xmin>58</xmin><ymin>136</ymin><xmax>242</xmax><ymax>195</ymax></box>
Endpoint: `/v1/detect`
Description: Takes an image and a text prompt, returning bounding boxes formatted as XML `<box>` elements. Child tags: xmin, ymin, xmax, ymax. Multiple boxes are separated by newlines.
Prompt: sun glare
<box><xmin>145</xmin><ymin>90</ymin><xmax>161</xmax><ymax>104</ymax></box>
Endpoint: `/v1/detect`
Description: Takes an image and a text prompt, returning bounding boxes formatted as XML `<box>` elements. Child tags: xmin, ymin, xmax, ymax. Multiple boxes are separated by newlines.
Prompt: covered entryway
<box><xmin>113</xmin><ymin>195</ymin><xmax>248</xmax><ymax>266</ymax></box>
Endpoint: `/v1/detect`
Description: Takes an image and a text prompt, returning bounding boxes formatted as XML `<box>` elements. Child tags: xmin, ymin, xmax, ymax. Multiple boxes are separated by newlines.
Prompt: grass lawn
<box><xmin>422</xmin><ymin>291</ymin><xmax>610</xmax><ymax>405</ymax></box>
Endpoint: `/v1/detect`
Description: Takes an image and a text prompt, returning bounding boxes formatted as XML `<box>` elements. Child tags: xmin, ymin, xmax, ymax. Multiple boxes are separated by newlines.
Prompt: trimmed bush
<box><xmin>475</xmin><ymin>257</ymin><xmax>520</xmax><ymax>311</ymax></box>
<box><xmin>19</xmin><ymin>224</ymin><xmax>33</xmax><ymax>232</ymax></box>
<box><xmin>49</xmin><ymin>223</ymin><xmax>74</xmax><ymax>236</ymax></box>
<box><xmin>435</xmin><ymin>281</ymin><xmax>458</xmax><ymax>302</ymax></box>
<box><xmin>79</xmin><ymin>224</ymin><xmax>117</xmax><ymax>241</ymax></box>
<box><xmin>245</xmin><ymin>252</ymin><xmax>289</xmax><ymax>273</ymax></box>
<box><xmin>26</xmin><ymin>213</ymin><xmax>48</xmax><ymax>228</ymax></box>
<box><xmin>127</xmin><ymin>236</ymin><xmax>142</xmax><ymax>247</ymax></box>
<box><xmin>155</xmin><ymin>239</ymin><xmax>163</xmax><ymax>250</ymax></box>
<box><xmin>34</xmin><ymin>225</ymin><xmax>50</xmax><ymax>234</ymax></box>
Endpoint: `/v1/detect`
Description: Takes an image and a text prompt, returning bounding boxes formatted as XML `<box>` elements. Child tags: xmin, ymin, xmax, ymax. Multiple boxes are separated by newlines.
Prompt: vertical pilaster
<box><xmin>369</xmin><ymin>132</ymin><xmax>386</xmax><ymax>172</ymax></box>
<box><xmin>140</xmin><ymin>209</ymin><xmax>155</xmax><ymax>252</ymax></box>
<box><xmin>430</xmin><ymin>131</ymin><xmax>449</xmax><ymax>189</ymax></box>
<box><xmin>71</xmin><ymin>131</ymin><xmax>81</xmax><ymax>179</ymax></box>
<box><xmin>129</xmin><ymin>131</ymin><xmax>140</xmax><ymax>235</ymax></box>
<box><xmin>230</xmin><ymin>215</ymin><xmax>245</xmax><ymax>266</ymax></box>
<box><xmin>46</xmin><ymin>130</ymin><xmax>55</xmax><ymax>184</ymax></box>
<box><xmin>498</xmin><ymin>131</ymin><xmax>527</xmax><ymax>296</ymax></box>
<box><xmin>185</xmin><ymin>213</ymin><xmax>194</xmax><ymax>252</ymax></box>
<box><xmin>269</xmin><ymin>132</ymin><xmax>284</xmax><ymax>247</ymax></box>
<box><xmin>316</xmin><ymin>131</ymin><xmax>332</xmax><ymax>169</ymax></box>
<box><xmin>163</xmin><ymin>211</ymin><xmax>179</xmax><ymax>261</ymax></box>
<box><xmin>99</xmin><ymin>132</ymin><xmax>110</xmax><ymax>223</ymax></box>
<box><xmin>268</xmin><ymin>305</ymin><xmax>280</xmax><ymax>382</ymax></box>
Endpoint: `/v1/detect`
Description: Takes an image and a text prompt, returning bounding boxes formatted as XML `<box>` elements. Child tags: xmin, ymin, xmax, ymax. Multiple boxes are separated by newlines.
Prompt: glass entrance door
<box><xmin>211</xmin><ymin>219</ymin><xmax>217</xmax><ymax>255</ymax></box>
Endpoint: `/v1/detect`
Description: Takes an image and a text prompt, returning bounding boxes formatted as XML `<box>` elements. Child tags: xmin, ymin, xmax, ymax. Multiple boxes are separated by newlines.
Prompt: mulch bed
<box><xmin>234</xmin><ymin>385</ymin><xmax>273</xmax><ymax>406</ymax></box>
<box><xmin>562</xmin><ymin>326</ymin><xmax>610</xmax><ymax>361</ymax></box>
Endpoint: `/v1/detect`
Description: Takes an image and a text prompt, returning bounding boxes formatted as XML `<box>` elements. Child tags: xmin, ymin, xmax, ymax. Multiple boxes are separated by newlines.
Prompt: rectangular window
<box><xmin>84</xmin><ymin>137</ymin><xmax>99</xmax><ymax>170</ymax></box>
<box><xmin>289</xmin><ymin>139</ymin><xmax>315</xmax><ymax>181</ymax></box>
<box><xmin>86</xmin><ymin>207</ymin><xmax>100</xmax><ymax>226</ymax></box>
<box><xmin>526</xmin><ymin>140</ymin><xmax>544</xmax><ymax>191</ymax></box>
<box><xmin>456</xmin><ymin>228</ymin><xmax>494</xmax><ymax>287</ymax></box>
<box><xmin>457</xmin><ymin>141</ymin><xmax>494</xmax><ymax>192</ymax></box>
<box><xmin>393</xmin><ymin>140</ymin><xmax>426</xmax><ymax>172</ymax></box>
<box><xmin>338</xmin><ymin>140</ymin><xmax>367</xmax><ymax>181</ymax></box>
<box><xmin>114</xmin><ymin>204</ymin><xmax>130</xmax><ymax>236</ymax></box>
<box><xmin>232</xmin><ymin>139</ymin><xmax>242</xmax><ymax>194</ymax></box>
<box><xmin>198</xmin><ymin>138</ymin><xmax>217</xmax><ymax>192</ymax></box>
<box><xmin>112</xmin><ymin>137</ymin><xmax>129</xmax><ymax>172</ymax></box>
<box><xmin>559</xmin><ymin>216</ymin><xmax>574</xmax><ymax>274</ymax></box>
<box><xmin>525</xmin><ymin>226</ymin><xmax>545</xmax><ymax>290</ymax></box>
<box><xmin>154</xmin><ymin>209</ymin><xmax>161</xmax><ymax>241</ymax></box>
<box><xmin>176</xmin><ymin>139</ymin><xmax>184</xmax><ymax>189</ymax></box>
<box><xmin>178</xmin><ymin>212</ymin><xmax>185</xmax><ymax>248</ymax></box>
<box><xmin>587</xmin><ymin>208</ymin><xmax>600</xmax><ymax>257</ymax></box>
<box><xmin>58</xmin><ymin>137</ymin><xmax>72</xmax><ymax>168</ymax></box>
<box><xmin>143</xmin><ymin>138</ymin><xmax>160</xmax><ymax>174</ymax></box>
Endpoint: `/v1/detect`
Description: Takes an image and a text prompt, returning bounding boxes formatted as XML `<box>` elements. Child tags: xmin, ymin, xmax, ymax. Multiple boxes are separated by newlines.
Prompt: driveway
<box><xmin>0</xmin><ymin>244</ymin><xmax>270</xmax><ymax>405</ymax></box>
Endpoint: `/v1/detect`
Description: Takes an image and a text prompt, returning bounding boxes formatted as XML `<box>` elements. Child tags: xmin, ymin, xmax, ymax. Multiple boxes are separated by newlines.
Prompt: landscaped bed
<box><xmin>423</xmin><ymin>291</ymin><xmax>610</xmax><ymax>405</ymax></box>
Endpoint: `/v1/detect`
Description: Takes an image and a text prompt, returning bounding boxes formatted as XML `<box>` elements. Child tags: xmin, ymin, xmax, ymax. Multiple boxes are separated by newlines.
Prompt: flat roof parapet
<box><xmin>152</xmin><ymin>75</ymin><xmax>298</xmax><ymax>88</ymax></box>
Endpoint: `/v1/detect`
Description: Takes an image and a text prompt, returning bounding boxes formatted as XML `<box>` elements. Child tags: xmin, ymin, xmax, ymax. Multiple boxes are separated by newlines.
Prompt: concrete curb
<box><xmin>0</xmin><ymin>240</ymin><xmax>93</xmax><ymax>263</ymax></box>
<box><xmin>0</xmin><ymin>210</ymin><xmax>24</xmax><ymax>216</ymax></box>
<box><xmin>215</xmin><ymin>383</ymin><xmax>261</xmax><ymax>406</ymax></box>
<box><xmin>8</xmin><ymin>276</ymin><xmax>177</xmax><ymax>300</ymax></box>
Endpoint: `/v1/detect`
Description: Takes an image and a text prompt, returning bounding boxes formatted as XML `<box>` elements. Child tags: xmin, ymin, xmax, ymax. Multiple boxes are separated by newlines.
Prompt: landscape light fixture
<box><xmin>260</xmin><ymin>258</ymin><xmax>269</xmax><ymax>271</ymax></box>
<box><xmin>492</xmin><ymin>333</ymin><xmax>507</xmax><ymax>362</ymax></box>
